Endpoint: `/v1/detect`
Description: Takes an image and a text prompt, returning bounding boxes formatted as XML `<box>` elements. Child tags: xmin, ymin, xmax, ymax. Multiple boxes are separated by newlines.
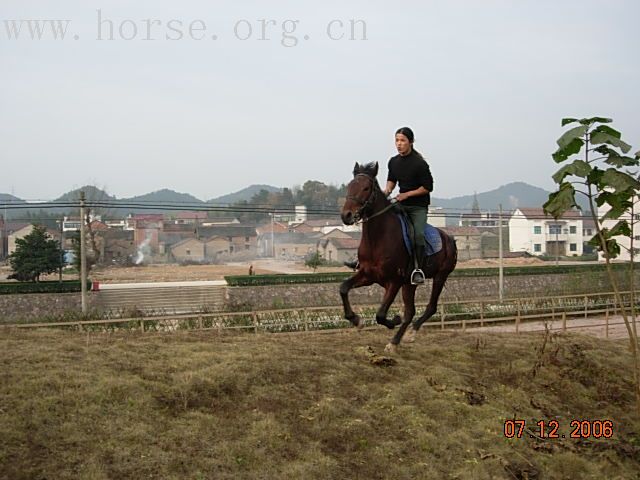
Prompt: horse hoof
<box><xmin>353</xmin><ymin>315</ymin><xmax>364</xmax><ymax>330</ymax></box>
<box><xmin>405</xmin><ymin>329</ymin><xmax>416</xmax><ymax>343</ymax></box>
<box><xmin>384</xmin><ymin>343</ymin><xmax>397</xmax><ymax>354</ymax></box>
<box><xmin>392</xmin><ymin>315</ymin><xmax>402</xmax><ymax>326</ymax></box>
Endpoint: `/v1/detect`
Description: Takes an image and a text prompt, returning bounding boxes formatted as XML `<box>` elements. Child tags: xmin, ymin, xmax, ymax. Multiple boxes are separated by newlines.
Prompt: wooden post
<box><xmin>605</xmin><ymin>308</ymin><xmax>609</xmax><ymax>339</ymax></box>
<box><xmin>251</xmin><ymin>312</ymin><xmax>258</xmax><ymax>334</ymax></box>
<box><xmin>440</xmin><ymin>304</ymin><xmax>445</xmax><ymax>330</ymax></box>
<box><xmin>562</xmin><ymin>311</ymin><xmax>567</xmax><ymax>332</ymax></box>
<box><xmin>480</xmin><ymin>302</ymin><xmax>484</xmax><ymax>327</ymax></box>
<box><xmin>551</xmin><ymin>300</ymin><xmax>555</xmax><ymax>322</ymax></box>
<box><xmin>584</xmin><ymin>295</ymin><xmax>588</xmax><ymax>319</ymax></box>
<box><xmin>302</xmin><ymin>310</ymin><xmax>309</xmax><ymax>332</ymax></box>
<box><xmin>140</xmin><ymin>319</ymin><xmax>144</xmax><ymax>332</ymax></box>
<box><xmin>462</xmin><ymin>317</ymin><xmax>466</xmax><ymax>332</ymax></box>
<box><xmin>198</xmin><ymin>315</ymin><xmax>203</xmax><ymax>330</ymax></box>
<box><xmin>516</xmin><ymin>300</ymin><xmax>521</xmax><ymax>334</ymax></box>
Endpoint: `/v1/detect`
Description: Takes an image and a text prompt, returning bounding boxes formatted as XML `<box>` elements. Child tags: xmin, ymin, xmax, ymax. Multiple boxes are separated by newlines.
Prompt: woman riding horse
<box><xmin>345</xmin><ymin>127</ymin><xmax>433</xmax><ymax>285</ymax></box>
<box><xmin>340</xmin><ymin>158</ymin><xmax>457</xmax><ymax>352</ymax></box>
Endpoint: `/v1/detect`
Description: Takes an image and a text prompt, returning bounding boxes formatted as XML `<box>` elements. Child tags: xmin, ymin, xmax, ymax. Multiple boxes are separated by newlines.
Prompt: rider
<box><xmin>344</xmin><ymin>127</ymin><xmax>433</xmax><ymax>285</ymax></box>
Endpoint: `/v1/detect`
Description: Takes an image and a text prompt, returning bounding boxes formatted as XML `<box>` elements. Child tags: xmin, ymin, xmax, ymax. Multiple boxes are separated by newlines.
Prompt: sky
<box><xmin>1</xmin><ymin>0</ymin><xmax>639</xmax><ymax>201</ymax></box>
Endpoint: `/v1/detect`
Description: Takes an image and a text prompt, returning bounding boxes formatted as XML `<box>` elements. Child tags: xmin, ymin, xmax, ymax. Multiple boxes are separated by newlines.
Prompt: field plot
<box><xmin>1</xmin><ymin>328</ymin><xmax>638</xmax><ymax>479</ymax></box>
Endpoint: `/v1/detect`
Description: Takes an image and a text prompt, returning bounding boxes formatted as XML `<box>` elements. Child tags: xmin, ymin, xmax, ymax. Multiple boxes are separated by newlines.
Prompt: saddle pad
<box><xmin>396</xmin><ymin>213</ymin><xmax>443</xmax><ymax>256</ymax></box>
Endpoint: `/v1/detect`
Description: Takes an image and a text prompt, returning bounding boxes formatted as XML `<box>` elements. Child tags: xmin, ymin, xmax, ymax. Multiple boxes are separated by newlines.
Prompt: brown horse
<box><xmin>340</xmin><ymin>162</ymin><xmax>458</xmax><ymax>352</ymax></box>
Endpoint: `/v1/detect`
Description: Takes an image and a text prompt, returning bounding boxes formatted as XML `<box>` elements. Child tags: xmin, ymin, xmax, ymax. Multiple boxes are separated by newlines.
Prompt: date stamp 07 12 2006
<box><xmin>503</xmin><ymin>419</ymin><xmax>614</xmax><ymax>439</ymax></box>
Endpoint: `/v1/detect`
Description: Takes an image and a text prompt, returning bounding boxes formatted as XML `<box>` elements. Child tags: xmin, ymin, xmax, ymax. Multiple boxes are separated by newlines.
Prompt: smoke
<box><xmin>135</xmin><ymin>236</ymin><xmax>152</xmax><ymax>265</ymax></box>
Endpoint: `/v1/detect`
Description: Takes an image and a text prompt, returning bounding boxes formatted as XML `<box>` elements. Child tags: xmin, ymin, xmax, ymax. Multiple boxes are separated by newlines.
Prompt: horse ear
<box><xmin>373</xmin><ymin>162</ymin><xmax>379</xmax><ymax>177</ymax></box>
<box><xmin>353</xmin><ymin>162</ymin><xmax>360</xmax><ymax>176</ymax></box>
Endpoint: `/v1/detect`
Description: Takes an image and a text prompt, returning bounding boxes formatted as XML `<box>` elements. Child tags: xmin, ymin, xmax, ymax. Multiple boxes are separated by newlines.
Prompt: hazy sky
<box><xmin>2</xmin><ymin>0</ymin><xmax>639</xmax><ymax>201</ymax></box>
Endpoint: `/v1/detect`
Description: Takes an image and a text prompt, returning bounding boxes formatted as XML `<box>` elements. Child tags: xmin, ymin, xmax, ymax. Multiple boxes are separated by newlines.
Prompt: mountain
<box><xmin>432</xmin><ymin>182</ymin><xmax>590</xmax><ymax>226</ymax></box>
<box><xmin>0</xmin><ymin>194</ymin><xmax>26</xmax><ymax>221</ymax></box>
<box><xmin>208</xmin><ymin>184</ymin><xmax>282</xmax><ymax>204</ymax></box>
<box><xmin>0</xmin><ymin>193</ymin><xmax>25</xmax><ymax>204</ymax></box>
<box><xmin>54</xmin><ymin>186</ymin><xmax>116</xmax><ymax>203</ymax></box>
<box><xmin>124</xmin><ymin>189</ymin><xmax>204</xmax><ymax>205</ymax></box>
<box><xmin>432</xmin><ymin>182</ymin><xmax>553</xmax><ymax>212</ymax></box>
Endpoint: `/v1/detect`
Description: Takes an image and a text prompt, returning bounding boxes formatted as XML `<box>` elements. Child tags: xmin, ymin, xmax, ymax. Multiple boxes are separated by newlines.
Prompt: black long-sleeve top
<box><xmin>387</xmin><ymin>149</ymin><xmax>434</xmax><ymax>207</ymax></box>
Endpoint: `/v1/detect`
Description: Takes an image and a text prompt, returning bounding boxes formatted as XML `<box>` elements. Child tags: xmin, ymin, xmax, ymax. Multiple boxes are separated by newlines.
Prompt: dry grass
<box><xmin>1</xmin><ymin>328</ymin><xmax>639</xmax><ymax>479</ymax></box>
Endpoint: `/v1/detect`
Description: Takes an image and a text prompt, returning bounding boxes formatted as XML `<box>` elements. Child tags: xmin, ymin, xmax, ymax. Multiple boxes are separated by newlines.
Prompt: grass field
<box><xmin>1</xmin><ymin>328</ymin><xmax>639</xmax><ymax>479</ymax></box>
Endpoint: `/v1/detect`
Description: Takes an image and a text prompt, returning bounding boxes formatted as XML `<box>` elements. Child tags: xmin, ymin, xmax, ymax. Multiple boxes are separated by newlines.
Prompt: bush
<box><xmin>225</xmin><ymin>263</ymin><xmax>627</xmax><ymax>286</ymax></box>
<box><xmin>0</xmin><ymin>280</ymin><xmax>92</xmax><ymax>295</ymax></box>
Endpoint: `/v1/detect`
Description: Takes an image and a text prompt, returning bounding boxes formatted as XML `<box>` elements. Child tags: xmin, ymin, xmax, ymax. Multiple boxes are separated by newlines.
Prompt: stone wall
<box><xmin>225</xmin><ymin>270</ymin><xmax>640</xmax><ymax>311</ymax></box>
<box><xmin>0</xmin><ymin>292</ymin><xmax>96</xmax><ymax>323</ymax></box>
<box><xmin>2</xmin><ymin>269</ymin><xmax>638</xmax><ymax>322</ymax></box>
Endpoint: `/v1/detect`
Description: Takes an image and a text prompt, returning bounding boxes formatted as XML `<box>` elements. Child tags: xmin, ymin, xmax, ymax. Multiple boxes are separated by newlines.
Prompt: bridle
<box><xmin>346</xmin><ymin>173</ymin><xmax>397</xmax><ymax>223</ymax></box>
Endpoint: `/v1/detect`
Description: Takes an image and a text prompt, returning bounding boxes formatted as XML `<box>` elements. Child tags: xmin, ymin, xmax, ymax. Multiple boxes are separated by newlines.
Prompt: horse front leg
<box><xmin>339</xmin><ymin>271</ymin><xmax>373</xmax><ymax>329</ymax></box>
<box><xmin>375</xmin><ymin>282</ymin><xmax>402</xmax><ymax>329</ymax></box>
<box><xmin>385</xmin><ymin>283</ymin><xmax>417</xmax><ymax>353</ymax></box>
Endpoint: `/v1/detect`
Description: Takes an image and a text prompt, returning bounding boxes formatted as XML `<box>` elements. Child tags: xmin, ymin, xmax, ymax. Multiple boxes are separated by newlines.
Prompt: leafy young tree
<box><xmin>8</xmin><ymin>224</ymin><xmax>64</xmax><ymax>282</ymax></box>
<box><xmin>543</xmin><ymin>116</ymin><xmax>640</xmax><ymax>413</ymax></box>
<box><xmin>304</xmin><ymin>250</ymin><xmax>326</xmax><ymax>273</ymax></box>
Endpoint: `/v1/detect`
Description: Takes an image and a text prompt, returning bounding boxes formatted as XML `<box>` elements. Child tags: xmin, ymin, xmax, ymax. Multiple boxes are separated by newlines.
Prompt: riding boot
<box><xmin>344</xmin><ymin>259</ymin><xmax>359</xmax><ymax>270</ymax></box>
<box><xmin>410</xmin><ymin>245</ymin><xmax>425</xmax><ymax>285</ymax></box>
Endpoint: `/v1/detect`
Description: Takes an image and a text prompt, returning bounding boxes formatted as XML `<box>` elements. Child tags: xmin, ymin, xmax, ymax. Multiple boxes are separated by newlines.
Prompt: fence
<box><xmin>3</xmin><ymin>291</ymin><xmax>638</xmax><ymax>338</ymax></box>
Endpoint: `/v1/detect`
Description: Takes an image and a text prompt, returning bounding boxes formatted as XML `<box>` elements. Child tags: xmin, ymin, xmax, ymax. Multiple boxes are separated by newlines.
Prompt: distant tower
<box><xmin>294</xmin><ymin>205</ymin><xmax>307</xmax><ymax>223</ymax></box>
<box><xmin>471</xmin><ymin>192</ymin><xmax>481</xmax><ymax>215</ymax></box>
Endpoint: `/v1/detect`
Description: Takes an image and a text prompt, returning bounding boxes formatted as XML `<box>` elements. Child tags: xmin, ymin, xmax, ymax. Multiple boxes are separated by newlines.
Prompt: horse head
<box><xmin>341</xmin><ymin>162</ymin><xmax>380</xmax><ymax>225</ymax></box>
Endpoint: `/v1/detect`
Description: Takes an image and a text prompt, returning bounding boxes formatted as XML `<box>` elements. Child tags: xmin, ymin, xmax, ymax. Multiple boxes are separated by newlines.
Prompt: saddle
<box><xmin>393</xmin><ymin>205</ymin><xmax>443</xmax><ymax>257</ymax></box>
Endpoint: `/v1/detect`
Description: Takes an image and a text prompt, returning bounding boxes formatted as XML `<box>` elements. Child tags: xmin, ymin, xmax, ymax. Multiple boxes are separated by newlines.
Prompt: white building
<box><xmin>428</xmin><ymin>206</ymin><xmax>447</xmax><ymax>228</ymax></box>
<box><xmin>509</xmin><ymin>208</ymin><xmax>584</xmax><ymax>256</ymax></box>
<box><xmin>598</xmin><ymin>197</ymin><xmax>640</xmax><ymax>262</ymax></box>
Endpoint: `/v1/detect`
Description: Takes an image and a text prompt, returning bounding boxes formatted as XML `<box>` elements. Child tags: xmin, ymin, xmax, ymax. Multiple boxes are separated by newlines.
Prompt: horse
<box><xmin>339</xmin><ymin>161</ymin><xmax>458</xmax><ymax>353</ymax></box>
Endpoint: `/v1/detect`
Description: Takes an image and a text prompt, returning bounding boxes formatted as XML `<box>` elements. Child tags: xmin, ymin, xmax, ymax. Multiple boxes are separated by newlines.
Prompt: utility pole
<box><xmin>80</xmin><ymin>191</ymin><xmax>87</xmax><ymax>315</ymax></box>
<box><xmin>58</xmin><ymin>217</ymin><xmax>64</xmax><ymax>283</ymax></box>
<box><xmin>271</xmin><ymin>212</ymin><xmax>275</xmax><ymax>258</ymax></box>
<box><xmin>498</xmin><ymin>204</ymin><xmax>504</xmax><ymax>301</ymax></box>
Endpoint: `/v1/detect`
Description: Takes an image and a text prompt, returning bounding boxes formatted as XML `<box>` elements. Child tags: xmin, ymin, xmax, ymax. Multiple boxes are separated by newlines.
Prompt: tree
<box><xmin>304</xmin><ymin>250</ymin><xmax>326</xmax><ymax>273</ymax></box>
<box><xmin>543</xmin><ymin>116</ymin><xmax>640</xmax><ymax>413</ymax></box>
<box><xmin>70</xmin><ymin>231</ymin><xmax>98</xmax><ymax>272</ymax></box>
<box><xmin>8</xmin><ymin>224</ymin><xmax>64</xmax><ymax>282</ymax></box>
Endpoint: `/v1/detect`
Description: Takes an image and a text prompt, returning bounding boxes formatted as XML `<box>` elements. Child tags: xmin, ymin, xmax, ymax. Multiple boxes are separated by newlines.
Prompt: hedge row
<box><xmin>225</xmin><ymin>263</ymin><xmax>631</xmax><ymax>286</ymax></box>
<box><xmin>0</xmin><ymin>280</ymin><xmax>92</xmax><ymax>295</ymax></box>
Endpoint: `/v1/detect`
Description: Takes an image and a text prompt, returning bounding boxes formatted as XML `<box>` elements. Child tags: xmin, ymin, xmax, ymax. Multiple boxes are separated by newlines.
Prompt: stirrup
<box><xmin>410</xmin><ymin>268</ymin><xmax>425</xmax><ymax>285</ymax></box>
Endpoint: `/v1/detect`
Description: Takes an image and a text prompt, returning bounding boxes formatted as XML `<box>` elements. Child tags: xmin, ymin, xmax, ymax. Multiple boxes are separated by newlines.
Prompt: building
<box><xmin>318</xmin><ymin>237</ymin><xmax>360</xmax><ymax>263</ymax></box>
<box><xmin>7</xmin><ymin>224</ymin><xmax>61</xmax><ymax>256</ymax></box>
<box><xmin>598</xmin><ymin>196</ymin><xmax>640</xmax><ymax>261</ymax></box>
<box><xmin>428</xmin><ymin>206</ymin><xmax>447</xmax><ymax>228</ymax></box>
<box><xmin>509</xmin><ymin>208</ymin><xmax>584</xmax><ymax>256</ymax></box>
<box><xmin>442</xmin><ymin>226</ymin><xmax>483</xmax><ymax>260</ymax></box>
<box><xmin>97</xmin><ymin>229</ymin><xmax>136</xmax><ymax>265</ymax></box>
<box><xmin>174</xmin><ymin>211</ymin><xmax>208</xmax><ymax>225</ymax></box>
<box><xmin>170</xmin><ymin>238</ymin><xmax>206</xmax><ymax>263</ymax></box>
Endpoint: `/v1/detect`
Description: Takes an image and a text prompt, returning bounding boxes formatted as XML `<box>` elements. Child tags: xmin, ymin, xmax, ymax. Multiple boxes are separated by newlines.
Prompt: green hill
<box><xmin>208</xmin><ymin>184</ymin><xmax>282</xmax><ymax>204</ymax></box>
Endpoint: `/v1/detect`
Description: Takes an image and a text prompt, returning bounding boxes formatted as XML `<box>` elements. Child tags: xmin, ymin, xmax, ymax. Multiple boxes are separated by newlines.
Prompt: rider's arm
<box><xmin>383</xmin><ymin>181</ymin><xmax>396</xmax><ymax>196</ymax></box>
<box><xmin>396</xmin><ymin>186</ymin><xmax>429</xmax><ymax>202</ymax></box>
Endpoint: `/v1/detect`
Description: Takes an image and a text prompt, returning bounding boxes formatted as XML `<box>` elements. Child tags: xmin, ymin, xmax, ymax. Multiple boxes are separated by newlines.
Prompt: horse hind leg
<box><xmin>411</xmin><ymin>274</ymin><xmax>448</xmax><ymax>338</ymax></box>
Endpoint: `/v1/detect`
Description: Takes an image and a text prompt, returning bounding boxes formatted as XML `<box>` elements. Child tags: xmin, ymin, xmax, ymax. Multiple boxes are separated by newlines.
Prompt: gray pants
<box><xmin>404</xmin><ymin>205</ymin><xmax>428</xmax><ymax>251</ymax></box>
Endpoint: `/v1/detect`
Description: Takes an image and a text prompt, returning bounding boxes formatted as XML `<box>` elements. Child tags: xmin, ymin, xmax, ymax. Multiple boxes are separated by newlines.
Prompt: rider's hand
<box><xmin>396</xmin><ymin>192</ymin><xmax>409</xmax><ymax>202</ymax></box>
